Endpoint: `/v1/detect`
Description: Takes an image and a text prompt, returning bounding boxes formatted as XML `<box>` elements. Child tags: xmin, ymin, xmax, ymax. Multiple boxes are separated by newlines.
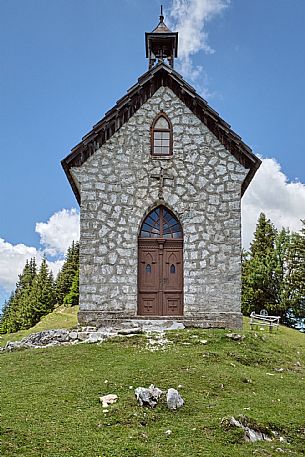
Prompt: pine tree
<box><xmin>13</xmin><ymin>258</ymin><xmax>37</xmax><ymax>329</ymax></box>
<box><xmin>242</xmin><ymin>214</ymin><xmax>305</xmax><ymax>326</ymax></box>
<box><xmin>242</xmin><ymin>213</ymin><xmax>279</xmax><ymax>315</ymax></box>
<box><xmin>283</xmin><ymin>220</ymin><xmax>305</xmax><ymax>322</ymax></box>
<box><xmin>18</xmin><ymin>258</ymin><xmax>56</xmax><ymax>328</ymax></box>
<box><xmin>55</xmin><ymin>241</ymin><xmax>79</xmax><ymax>305</ymax></box>
<box><xmin>249</xmin><ymin>213</ymin><xmax>277</xmax><ymax>257</ymax></box>
<box><xmin>0</xmin><ymin>242</ymin><xmax>80</xmax><ymax>334</ymax></box>
<box><xmin>63</xmin><ymin>268</ymin><xmax>79</xmax><ymax>307</ymax></box>
<box><xmin>269</xmin><ymin>227</ymin><xmax>291</xmax><ymax>317</ymax></box>
<box><xmin>0</xmin><ymin>293</ymin><xmax>16</xmax><ymax>333</ymax></box>
<box><xmin>1</xmin><ymin>259</ymin><xmax>38</xmax><ymax>332</ymax></box>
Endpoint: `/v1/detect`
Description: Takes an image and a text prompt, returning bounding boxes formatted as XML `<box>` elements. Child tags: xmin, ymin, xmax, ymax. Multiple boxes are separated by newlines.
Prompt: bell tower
<box><xmin>145</xmin><ymin>6</ymin><xmax>178</xmax><ymax>69</ymax></box>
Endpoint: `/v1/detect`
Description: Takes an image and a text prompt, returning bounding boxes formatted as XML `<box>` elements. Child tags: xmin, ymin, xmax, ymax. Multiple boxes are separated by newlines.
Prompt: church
<box><xmin>62</xmin><ymin>10</ymin><xmax>261</xmax><ymax>329</ymax></box>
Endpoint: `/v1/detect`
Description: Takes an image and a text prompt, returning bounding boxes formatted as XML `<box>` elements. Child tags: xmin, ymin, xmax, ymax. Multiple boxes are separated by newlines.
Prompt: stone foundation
<box><xmin>78</xmin><ymin>311</ymin><xmax>243</xmax><ymax>330</ymax></box>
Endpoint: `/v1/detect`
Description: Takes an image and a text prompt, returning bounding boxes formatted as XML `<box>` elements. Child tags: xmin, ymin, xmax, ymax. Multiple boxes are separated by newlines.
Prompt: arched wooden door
<box><xmin>138</xmin><ymin>206</ymin><xmax>183</xmax><ymax>316</ymax></box>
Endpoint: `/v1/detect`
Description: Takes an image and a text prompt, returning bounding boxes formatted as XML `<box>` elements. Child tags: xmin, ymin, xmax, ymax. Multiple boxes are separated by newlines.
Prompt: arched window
<box><xmin>170</xmin><ymin>264</ymin><xmax>176</xmax><ymax>273</ymax></box>
<box><xmin>151</xmin><ymin>113</ymin><xmax>172</xmax><ymax>156</ymax></box>
<box><xmin>140</xmin><ymin>206</ymin><xmax>182</xmax><ymax>239</ymax></box>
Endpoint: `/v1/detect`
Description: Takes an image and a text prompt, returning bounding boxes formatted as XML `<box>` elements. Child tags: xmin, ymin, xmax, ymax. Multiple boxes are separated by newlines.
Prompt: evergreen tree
<box><xmin>55</xmin><ymin>241</ymin><xmax>79</xmax><ymax>305</ymax></box>
<box><xmin>283</xmin><ymin>220</ymin><xmax>305</xmax><ymax>322</ymax></box>
<box><xmin>0</xmin><ymin>259</ymin><xmax>38</xmax><ymax>332</ymax></box>
<box><xmin>63</xmin><ymin>268</ymin><xmax>79</xmax><ymax>307</ymax></box>
<box><xmin>249</xmin><ymin>213</ymin><xmax>277</xmax><ymax>257</ymax></box>
<box><xmin>242</xmin><ymin>213</ymin><xmax>305</xmax><ymax>327</ymax></box>
<box><xmin>0</xmin><ymin>294</ymin><xmax>15</xmax><ymax>333</ymax></box>
<box><xmin>0</xmin><ymin>241</ymin><xmax>80</xmax><ymax>334</ymax></box>
<box><xmin>14</xmin><ymin>258</ymin><xmax>37</xmax><ymax>329</ymax></box>
<box><xmin>242</xmin><ymin>213</ymin><xmax>278</xmax><ymax>315</ymax></box>
<box><xmin>18</xmin><ymin>258</ymin><xmax>56</xmax><ymax>328</ymax></box>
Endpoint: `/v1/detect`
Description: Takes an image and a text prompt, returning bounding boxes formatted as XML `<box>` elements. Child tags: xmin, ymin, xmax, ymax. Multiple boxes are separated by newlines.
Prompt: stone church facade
<box><xmin>62</xmin><ymin>12</ymin><xmax>261</xmax><ymax>329</ymax></box>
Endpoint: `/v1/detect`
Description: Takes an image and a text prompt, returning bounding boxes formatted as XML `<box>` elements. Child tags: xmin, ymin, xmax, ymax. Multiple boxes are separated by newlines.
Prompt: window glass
<box><xmin>154</xmin><ymin>131</ymin><xmax>162</xmax><ymax>140</ymax></box>
<box><xmin>155</xmin><ymin>116</ymin><xmax>169</xmax><ymax>129</ymax></box>
<box><xmin>152</xmin><ymin>114</ymin><xmax>172</xmax><ymax>156</ymax></box>
<box><xmin>140</xmin><ymin>207</ymin><xmax>182</xmax><ymax>239</ymax></box>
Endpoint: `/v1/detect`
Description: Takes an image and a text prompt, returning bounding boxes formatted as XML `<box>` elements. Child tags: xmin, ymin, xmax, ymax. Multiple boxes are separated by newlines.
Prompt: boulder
<box><xmin>5</xmin><ymin>340</ymin><xmax>23</xmax><ymax>351</ymax></box>
<box><xmin>77</xmin><ymin>332</ymin><xmax>90</xmax><ymax>341</ymax></box>
<box><xmin>86</xmin><ymin>332</ymin><xmax>105</xmax><ymax>343</ymax></box>
<box><xmin>166</xmin><ymin>388</ymin><xmax>184</xmax><ymax>410</ymax></box>
<box><xmin>22</xmin><ymin>329</ymin><xmax>70</xmax><ymax>346</ymax></box>
<box><xmin>225</xmin><ymin>333</ymin><xmax>244</xmax><ymax>341</ymax></box>
<box><xmin>135</xmin><ymin>384</ymin><xmax>163</xmax><ymax>408</ymax></box>
<box><xmin>222</xmin><ymin>415</ymin><xmax>272</xmax><ymax>442</ymax></box>
<box><xmin>99</xmin><ymin>394</ymin><xmax>118</xmax><ymax>408</ymax></box>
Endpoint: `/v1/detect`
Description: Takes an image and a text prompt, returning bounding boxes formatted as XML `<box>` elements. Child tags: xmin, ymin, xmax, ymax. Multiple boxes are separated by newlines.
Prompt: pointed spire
<box><xmin>152</xmin><ymin>6</ymin><xmax>172</xmax><ymax>33</ymax></box>
<box><xmin>160</xmin><ymin>5</ymin><xmax>164</xmax><ymax>22</ymax></box>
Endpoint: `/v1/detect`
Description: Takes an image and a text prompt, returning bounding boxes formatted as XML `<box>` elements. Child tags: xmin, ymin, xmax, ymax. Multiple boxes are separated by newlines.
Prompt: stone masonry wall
<box><xmin>71</xmin><ymin>86</ymin><xmax>248</xmax><ymax>328</ymax></box>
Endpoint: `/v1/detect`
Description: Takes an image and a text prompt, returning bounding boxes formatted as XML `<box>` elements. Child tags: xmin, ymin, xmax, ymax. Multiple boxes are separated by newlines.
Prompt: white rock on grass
<box><xmin>86</xmin><ymin>332</ymin><xmax>105</xmax><ymax>343</ymax></box>
<box><xmin>99</xmin><ymin>394</ymin><xmax>118</xmax><ymax>408</ymax></box>
<box><xmin>166</xmin><ymin>388</ymin><xmax>184</xmax><ymax>410</ymax></box>
<box><xmin>223</xmin><ymin>416</ymin><xmax>272</xmax><ymax>443</ymax></box>
<box><xmin>225</xmin><ymin>333</ymin><xmax>244</xmax><ymax>341</ymax></box>
<box><xmin>135</xmin><ymin>384</ymin><xmax>163</xmax><ymax>408</ymax></box>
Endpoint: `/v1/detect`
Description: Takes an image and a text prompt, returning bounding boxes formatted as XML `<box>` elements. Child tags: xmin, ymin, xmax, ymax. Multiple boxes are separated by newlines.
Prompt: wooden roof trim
<box><xmin>62</xmin><ymin>62</ymin><xmax>261</xmax><ymax>204</ymax></box>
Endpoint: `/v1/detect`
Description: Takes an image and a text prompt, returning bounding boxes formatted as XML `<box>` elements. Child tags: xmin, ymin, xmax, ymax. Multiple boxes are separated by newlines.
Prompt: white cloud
<box><xmin>0</xmin><ymin>209</ymin><xmax>79</xmax><ymax>295</ymax></box>
<box><xmin>0</xmin><ymin>239</ymin><xmax>41</xmax><ymax>291</ymax></box>
<box><xmin>36</xmin><ymin>208</ymin><xmax>80</xmax><ymax>255</ymax></box>
<box><xmin>242</xmin><ymin>158</ymin><xmax>305</xmax><ymax>248</ymax></box>
<box><xmin>168</xmin><ymin>0</ymin><xmax>229</xmax><ymax>84</ymax></box>
<box><xmin>0</xmin><ymin>239</ymin><xmax>65</xmax><ymax>293</ymax></box>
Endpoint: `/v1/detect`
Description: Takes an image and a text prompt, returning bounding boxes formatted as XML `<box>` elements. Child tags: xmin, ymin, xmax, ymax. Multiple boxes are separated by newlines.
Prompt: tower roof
<box><xmin>152</xmin><ymin>6</ymin><xmax>172</xmax><ymax>33</ymax></box>
<box><xmin>152</xmin><ymin>20</ymin><xmax>172</xmax><ymax>33</ymax></box>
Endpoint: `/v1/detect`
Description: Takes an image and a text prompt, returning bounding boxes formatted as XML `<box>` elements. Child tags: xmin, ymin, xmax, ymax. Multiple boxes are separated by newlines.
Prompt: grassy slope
<box><xmin>0</xmin><ymin>306</ymin><xmax>79</xmax><ymax>347</ymax></box>
<box><xmin>1</xmin><ymin>316</ymin><xmax>305</xmax><ymax>457</ymax></box>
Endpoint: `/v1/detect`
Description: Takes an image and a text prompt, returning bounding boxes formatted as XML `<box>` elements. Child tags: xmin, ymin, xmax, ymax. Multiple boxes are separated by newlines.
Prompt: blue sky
<box><xmin>0</xmin><ymin>0</ymin><xmax>305</xmax><ymax>307</ymax></box>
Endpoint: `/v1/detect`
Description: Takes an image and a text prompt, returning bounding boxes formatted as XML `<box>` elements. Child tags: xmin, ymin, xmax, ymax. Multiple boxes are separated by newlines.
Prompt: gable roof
<box><xmin>62</xmin><ymin>62</ymin><xmax>261</xmax><ymax>204</ymax></box>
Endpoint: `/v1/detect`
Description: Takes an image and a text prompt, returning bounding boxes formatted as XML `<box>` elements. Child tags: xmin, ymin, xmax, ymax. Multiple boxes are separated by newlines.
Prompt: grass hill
<box><xmin>0</xmin><ymin>305</ymin><xmax>79</xmax><ymax>347</ymax></box>
<box><xmin>1</xmin><ymin>309</ymin><xmax>305</xmax><ymax>457</ymax></box>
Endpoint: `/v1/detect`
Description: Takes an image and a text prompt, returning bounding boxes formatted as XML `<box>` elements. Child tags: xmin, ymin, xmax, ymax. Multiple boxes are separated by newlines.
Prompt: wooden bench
<box><xmin>250</xmin><ymin>311</ymin><xmax>280</xmax><ymax>332</ymax></box>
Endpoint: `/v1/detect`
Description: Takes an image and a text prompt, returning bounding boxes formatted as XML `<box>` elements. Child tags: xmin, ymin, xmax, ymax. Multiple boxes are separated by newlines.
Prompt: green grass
<box><xmin>1</xmin><ymin>318</ymin><xmax>305</xmax><ymax>457</ymax></box>
<box><xmin>0</xmin><ymin>305</ymin><xmax>79</xmax><ymax>347</ymax></box>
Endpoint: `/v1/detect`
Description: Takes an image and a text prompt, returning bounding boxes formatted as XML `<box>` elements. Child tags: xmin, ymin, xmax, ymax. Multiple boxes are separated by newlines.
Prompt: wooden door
<box><xmin>138</xmin><ymin>240</ymin><xmax>160</xmax><ymax>315</ymax></box>
<box><xmin>162</xmin><ymin>242</ymin><xmax>183</xmax><ymax>315</ymax></box>
<box><xmin>138</xmin><ymin>206</ymin><xmax>183</xmax><ymax>316</ymax></box>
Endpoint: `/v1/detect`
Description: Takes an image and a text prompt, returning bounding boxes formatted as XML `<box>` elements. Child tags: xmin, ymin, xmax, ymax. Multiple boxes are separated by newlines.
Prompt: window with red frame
<box><xmin>151</xmin><ymin>113</ymin><xmax>172</xmax><ymax>156</ymax></box>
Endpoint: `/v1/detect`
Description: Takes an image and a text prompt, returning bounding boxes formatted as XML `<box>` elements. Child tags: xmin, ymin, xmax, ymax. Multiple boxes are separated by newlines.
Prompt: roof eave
<box><xmin>61</xmin><ymin>157</ymin><xmax>81</xmax><ymax>205</ymax></box>
<box><xmin>241</xmin><ymin>157</ymin><xmax>262</xmax><ymax>196</ymax></box>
